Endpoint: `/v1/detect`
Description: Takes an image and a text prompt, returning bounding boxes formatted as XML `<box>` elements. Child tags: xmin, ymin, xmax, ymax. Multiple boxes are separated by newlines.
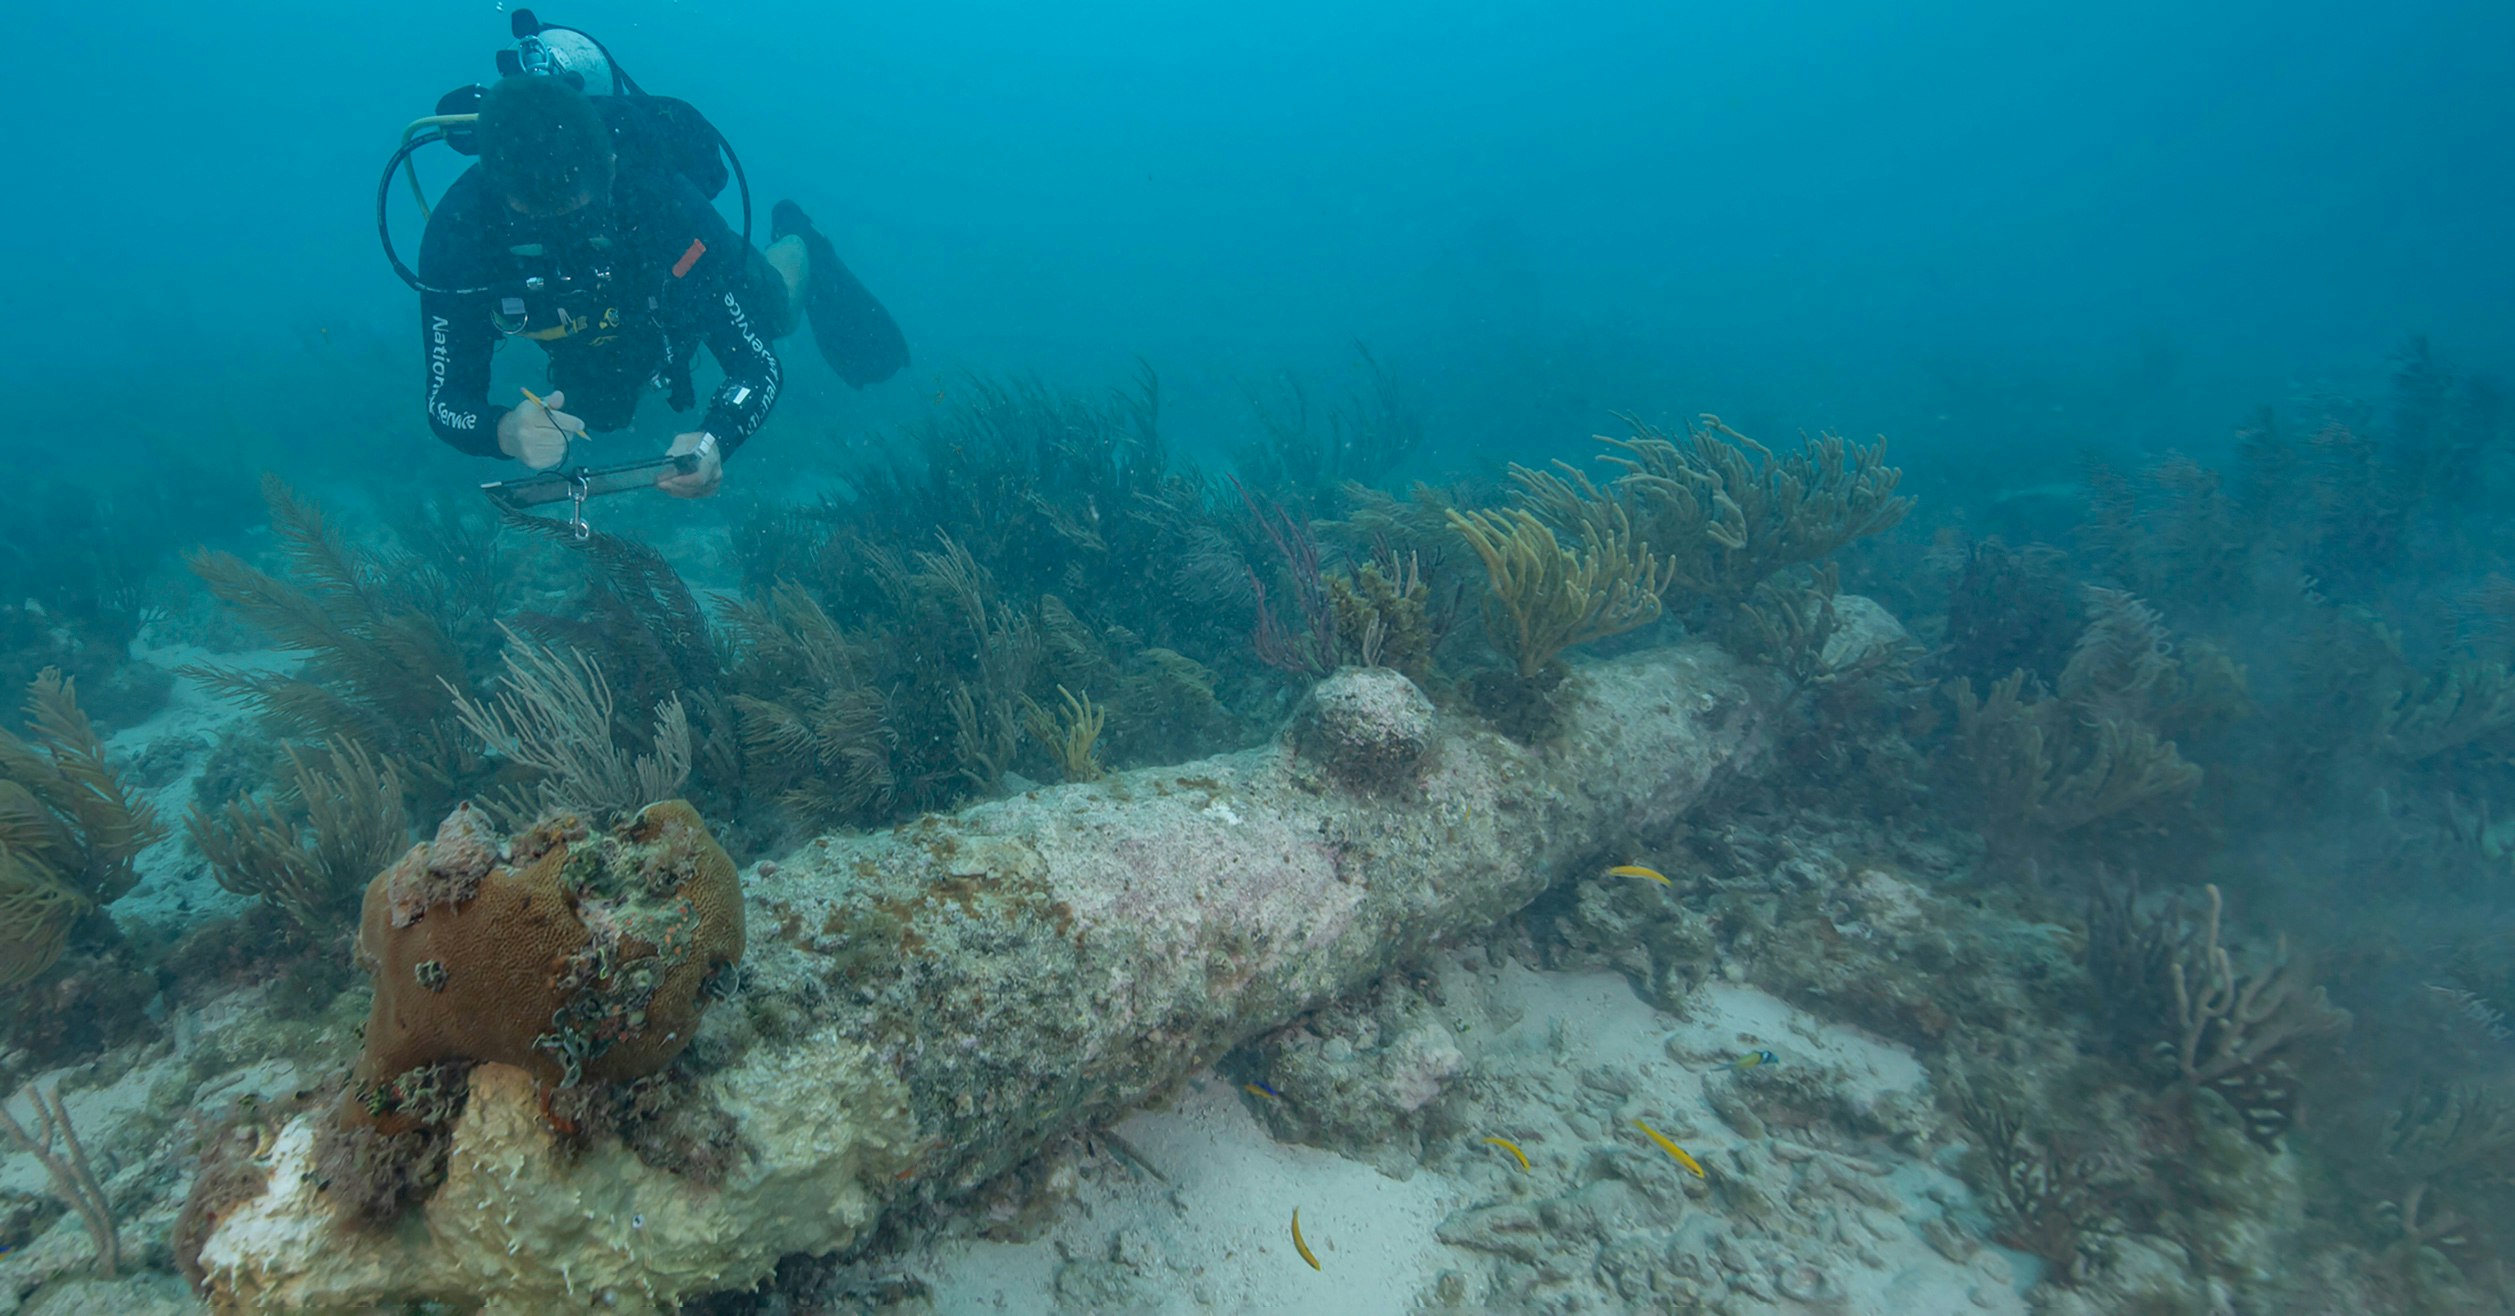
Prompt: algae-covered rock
<box><xmin>199</xmin><ymin>1039</ymin><xmax>913</xmax><ymax>1314</ymax></box>
<box><xmin>1295</xmin><ymin>665</ymin><xmax>1437</xmax><ymax>787</ymax></box>
<box><xmin>1243</xmin><ymin>977</ymin><xmax>1470</xmax><ymax>1176</ymax></box>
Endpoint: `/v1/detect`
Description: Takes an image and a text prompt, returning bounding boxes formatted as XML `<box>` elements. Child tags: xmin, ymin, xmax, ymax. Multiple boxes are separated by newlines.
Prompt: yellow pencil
<box><xmin>518</xmin><ymin>387</ymin><xmax>578</xmax><ymax>440</ymax></box>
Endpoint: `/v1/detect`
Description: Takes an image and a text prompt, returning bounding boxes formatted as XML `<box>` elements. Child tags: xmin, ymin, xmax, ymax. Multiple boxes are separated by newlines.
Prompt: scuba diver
<box><xmin>394</xmin><ymin>15</ymin><xmax>908</xmax><ymax>498</ymax></box>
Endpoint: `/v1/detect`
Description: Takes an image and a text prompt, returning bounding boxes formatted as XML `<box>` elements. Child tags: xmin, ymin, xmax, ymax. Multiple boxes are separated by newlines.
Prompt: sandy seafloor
<box><xmin>0</xmin><ymin>656</ymin><xmax>2045</xmax><ymax>1314</ymax></box>
<box><xmin>912</xmin><ymin>964</ymin><xmax>2034</xmax><ymax>1314</ymax></box>
<box><xmin>0</xmin><ymin>938</ymin><xmax>2044</xmax><ymax>1314</ymax></box>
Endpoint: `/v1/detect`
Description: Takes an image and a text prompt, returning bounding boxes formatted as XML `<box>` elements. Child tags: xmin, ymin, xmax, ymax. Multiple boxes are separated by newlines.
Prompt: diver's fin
<box><xmin>773</xmin><ymin>200</ymin><xmax>910</xmax><ymax>388</ymax></box>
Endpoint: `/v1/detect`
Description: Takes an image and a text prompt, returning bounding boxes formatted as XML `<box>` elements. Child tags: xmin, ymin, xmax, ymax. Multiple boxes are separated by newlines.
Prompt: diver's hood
<box><xmin>512</xmin><ymin>27</ymin><xmax>618</xmax><ymax>96</ymax></box>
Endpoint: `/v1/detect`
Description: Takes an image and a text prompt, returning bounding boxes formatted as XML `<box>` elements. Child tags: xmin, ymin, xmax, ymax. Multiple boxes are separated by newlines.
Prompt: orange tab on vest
<box><xmin>672</xmin><ymin>238</ymin><xmax>708</xmax><ymax>279</ymax></box>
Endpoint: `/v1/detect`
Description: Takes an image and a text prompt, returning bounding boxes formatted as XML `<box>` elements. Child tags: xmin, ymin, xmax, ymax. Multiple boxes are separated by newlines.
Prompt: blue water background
<box><xmin>2</xmin><ymin>0</ymin><xmax>2509</xmax><ymax>494</ymax></box>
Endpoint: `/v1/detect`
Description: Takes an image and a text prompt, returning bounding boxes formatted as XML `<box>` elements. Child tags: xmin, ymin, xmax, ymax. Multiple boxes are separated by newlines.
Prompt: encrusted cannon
<box><xmin>197</xmin><ymin>642</ymin><xmax>1782</xmax><ymax>1312</ymax></box>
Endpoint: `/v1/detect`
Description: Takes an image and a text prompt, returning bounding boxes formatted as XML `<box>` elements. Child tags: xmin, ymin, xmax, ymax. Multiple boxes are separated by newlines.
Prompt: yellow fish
<box><xmin>1633</xmin><ymin>1119</ymin><xmax>1706</xmax><ymax>1177</ymax></box>
<box><xmin>1291</xmin><ymin>1207</ymin><xmax>1320</xmax><ymax>1271</ymax></box>
<box><xmin>1482</xmin><ymin>1136</ymin><xmax>1531</xmax><ymax>1172</ymax></box>
<box><xmin>1607</xmin><ymin>864</ymin><xmax>1670</xmax><ymax>886</ymax></box>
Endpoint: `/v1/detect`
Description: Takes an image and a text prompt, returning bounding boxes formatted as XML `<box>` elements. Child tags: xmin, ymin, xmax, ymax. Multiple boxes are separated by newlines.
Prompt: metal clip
<box><xmin>568</xmin><ymin>470</ymin><xmax>593</xmax><ymax>541</ymax></box>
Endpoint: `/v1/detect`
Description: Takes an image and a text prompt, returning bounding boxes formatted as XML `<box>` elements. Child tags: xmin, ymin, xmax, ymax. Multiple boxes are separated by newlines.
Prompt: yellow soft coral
<box><xmin>1447</xmin><ymin>502</ymin><xmax>1674</xmax><ymax>678</ymax></box>
<box><xmin>0</xmin><ymin>859</ymin><xmax>84</xmax><ymax>990</ymax></box>
<box><xmin>1025</xmin><ymin>685</ymin><xmax>1107</xmax><ymax>783</ymax></box>
<box><xmin>1586</xmin><ymin>415</ymin><xmax>1911</xmax><ymax>606</ymax></box>
<box><xmin>0</xmin><ymin>669</ymin><xmax>165</xmax><ymax>987</ymax></box>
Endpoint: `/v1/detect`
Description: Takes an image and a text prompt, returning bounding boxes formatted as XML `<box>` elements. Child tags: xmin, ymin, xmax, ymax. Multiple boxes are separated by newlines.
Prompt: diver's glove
<box><xmin>496</xmin><ymin>388</ymin><xmax>587</xmax><ymax>470</ymax></box>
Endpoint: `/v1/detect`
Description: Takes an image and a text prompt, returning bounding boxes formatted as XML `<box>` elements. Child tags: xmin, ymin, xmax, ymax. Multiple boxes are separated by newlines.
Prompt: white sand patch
<box><xmin>1661</xmin><ymin>980</ymin><xmax>1928</xmax><ymax>1106</ymax></box>
<box><xmin>109</xmin><ymin>641</ymin><xmax>284</xmax><ymax>927</ymax></box>
<box><xmin>916</xmin><ymin>963</ymin><xmax>2031</xmax><ymax>1314</ymax></box>
<box><xmin>925</xmin><ymin>1077</ymin><xmax>1466</xmax><ymax>1314</ymax></box>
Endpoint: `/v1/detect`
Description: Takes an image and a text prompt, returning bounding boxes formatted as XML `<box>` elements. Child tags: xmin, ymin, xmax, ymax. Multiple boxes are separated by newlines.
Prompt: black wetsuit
<box><xmin>416</xmin><ymin>112</ymin><xmax>782</xmax><ymax>459</ymax></box>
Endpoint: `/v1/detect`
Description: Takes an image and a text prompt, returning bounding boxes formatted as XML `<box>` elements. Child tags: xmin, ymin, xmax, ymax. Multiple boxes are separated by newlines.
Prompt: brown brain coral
<box><xmin>344</xmin><ymin>800</ymin><xmax>745</xmax><ymax>1132</ymax></box>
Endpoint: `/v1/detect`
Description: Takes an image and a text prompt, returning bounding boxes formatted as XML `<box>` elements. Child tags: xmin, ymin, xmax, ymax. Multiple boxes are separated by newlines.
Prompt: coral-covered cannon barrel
<box><xmin>191</xmin><ymin>645</ymin><xmax>1775</xmax><ymax>1313</ymax></box>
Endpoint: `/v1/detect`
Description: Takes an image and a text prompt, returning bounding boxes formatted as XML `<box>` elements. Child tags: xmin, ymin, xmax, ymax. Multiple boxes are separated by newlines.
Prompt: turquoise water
<box><xmin>1</xmin><ymin>2</ymin><xmax>2512</xmax><ymax>1312</ymax></box>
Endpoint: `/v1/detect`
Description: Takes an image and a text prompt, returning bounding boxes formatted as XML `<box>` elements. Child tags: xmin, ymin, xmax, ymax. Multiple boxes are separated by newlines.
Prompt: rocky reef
<box><xmin>187</xmin><ymin>642</ymin><xmax>1771</xmax><ymax>1311</ymax></box>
